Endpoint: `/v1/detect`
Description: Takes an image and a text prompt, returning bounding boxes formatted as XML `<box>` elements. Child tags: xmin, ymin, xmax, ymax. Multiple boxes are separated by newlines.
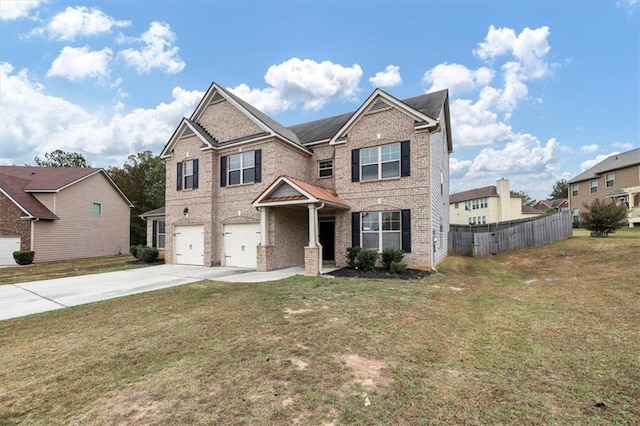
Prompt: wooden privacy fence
<box><xmin>448</xmin><ymin>211</ymin><xmax>573</xmax><ymax>257</ymax></box>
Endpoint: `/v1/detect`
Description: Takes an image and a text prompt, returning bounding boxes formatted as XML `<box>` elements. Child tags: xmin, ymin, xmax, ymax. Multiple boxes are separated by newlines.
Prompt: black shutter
<box><xmin>401</xmin><ymin>209</ymin><xmax>411</xmax><ymax>252</ymax></box>
<box><xmin>351</xmin><ymin>149</ymin><xmax>360</xmax><ymax>182</ymax></box>
<box><xmin>254</xmin><ymin>149</ymin><xmax>262</xmax><ymax>183</ymax></box>
<box><xmin>177</xmin><ymin>162</ymin><xmax>182</xmax><ymax>190</ymax></box>
<box><xmin>152</xmin><ymin>220</ymin><xmax>157</xmax><ymax>248</ymax></box>
<box><xmin>351</xmin><ymin>212</ymin><xmax>360</xmax><ymax>247</ymax></box>
<box><xmin>401</xmin><ymin>140</ymin><xmax>410</xmax><ymax>177</ymax></box>
<box><xmin>220</xmin><ymin>155</ymin><xmax>227</xmax><ymax>187</ymax></box>
<box><xmin>192</xmin><ymin>159</ymin><xmax>199</xmax><ymax>189</ymax></box>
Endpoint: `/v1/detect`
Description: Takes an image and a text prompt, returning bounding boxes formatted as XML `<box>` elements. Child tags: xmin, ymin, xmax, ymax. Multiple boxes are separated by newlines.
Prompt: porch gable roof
<box><xmin>252</xmin><ymin>175</ymin><xmax>349</xmax><ymax>209</ymax></box>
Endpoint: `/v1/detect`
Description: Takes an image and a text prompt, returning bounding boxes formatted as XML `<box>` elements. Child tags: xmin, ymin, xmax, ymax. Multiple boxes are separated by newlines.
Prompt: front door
<box><xmin>319</xmin><ymin>221</ymin><xmax>335</xmax><ymax>261</ymax></box>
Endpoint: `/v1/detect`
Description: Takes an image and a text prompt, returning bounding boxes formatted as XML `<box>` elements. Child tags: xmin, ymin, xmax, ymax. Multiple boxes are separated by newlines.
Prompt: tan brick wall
<box><xmin>196</xmin><ymin>99</ymin><xmax>263</xmax><ymax>143</ymax></box>
<box><xmin>266</xmin><ymin>206</ymin><xmax>307</xmax><ymax>269</ymax></box>
<box><xmin>304</xmin><ymin>246</ymin><xmax>320</xmax><ymax>276</ymax></box>
<box><xmin>0</xmin><ymin>193</ymin><xmax>31</xmax><ymax>250</ymax></box>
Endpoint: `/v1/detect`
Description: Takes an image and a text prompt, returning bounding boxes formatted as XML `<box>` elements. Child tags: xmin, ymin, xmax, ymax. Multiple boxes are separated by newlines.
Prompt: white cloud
<box><xmin>617</xmin><ymin>0</ymin><xmax>639</xmax><ymax>13</ymax></box>
<box><xmin>0</xmin><ymin>0</ymin><xmax>44</xmax><ymax>21</ymax></box>
<box><xmin>0</xmin><ymin>62</ymin><xmax>202</xmax><ymax>168</ymax></box>
<box><xmin>580</xmin><ymin>152</ymin><xmax>619</xmax><ymax>171</ymax></box>
<box><xmin>46</xmin><ymin>46</ymin><xmax>112</xmax><ymax>81</ymax></box>
<box><xmin>612</xmin><ymin>142</ymin><xmax>635</xmax><ymax>151</ymax></box>
<box><xmin>32</xmin><ymin>6</ymin><xmax>130</xmax><ymax>41</ymax></box>
<box><xmin>369</xmin><ymin>65</ymin><xmax>402</xmax><ymax>88</ymax></box>
<box><xmin>424</xmin><ymin>63</ymin><xmax>494</xmax><ymax>95</ymax></box>
<box><xmin>579</xmin><ymin>143</ymin><xmax>599</xmax><ymax>154</ymax></box>
<box><xmin>229</xmin><ymin>58</ymin><xmax>363</xmax><ymax>113</ymax></box>
<box><xmin>120</xmin><ymin>22</ymin><xmax>185</xmax><ymax>74</ymax></box>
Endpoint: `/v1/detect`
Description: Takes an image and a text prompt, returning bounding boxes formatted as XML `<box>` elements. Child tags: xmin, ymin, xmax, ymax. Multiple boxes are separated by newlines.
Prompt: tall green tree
<box><xmin>549</xmin><ymin>179</ymin><xmax>569</xmax><ymax>199</ymax></box>
<box><xmin>34</xmin><ymin>149</ymin><xmax>89</xmax><ymax>167</ymax></box>
<box><xmin>109</xmin><ymin>151</ymin><xmax>165</xmax><ymax>245</ymax></box>
<box><xmin>515</xmin><ymin>190</ymin><xmax>536</xmax><ymax>207</ymax></box>
<box><xmin>580</xmin><ymin>198</ymin><xmax>627</xmax><ymax>236</ymax></box>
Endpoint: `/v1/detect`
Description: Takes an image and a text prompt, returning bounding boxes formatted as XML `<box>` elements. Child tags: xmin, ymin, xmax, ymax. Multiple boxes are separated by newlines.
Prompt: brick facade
<box><xmin>0</xmin><ymin>193</ymin><xmax>31</xmax><ymax>250</ymax></box>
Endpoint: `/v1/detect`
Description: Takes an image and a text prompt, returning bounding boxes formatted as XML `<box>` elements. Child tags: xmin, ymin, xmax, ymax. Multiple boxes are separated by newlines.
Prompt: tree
<box><xmin>109</xmin><ymin>151</ymin><xmax>165</xmax><ymax>245</ymax></box>
<box><xmin>549</xmin><ymin>179</ymin><xmax>569</xmax><ymax>199</ymax></box>
<box><xmin>34</xmin><ymin>149</ymin><xmax>89</xmax><ymax>167</ymax></box>
<box><xmin>515</xmin><ymin>190</ymin><xmax>536</xmax><ymax>207</ymax></box>
<box><xmin>580</xmin><ymin>198</ymin><xmax>627</xmax><ymax>237</ymax></box>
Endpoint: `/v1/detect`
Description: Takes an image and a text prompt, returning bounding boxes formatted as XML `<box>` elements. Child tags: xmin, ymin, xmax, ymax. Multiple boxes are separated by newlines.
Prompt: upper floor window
<box><xmin>177</xmin><ymin>159</ymin><xmax>199</xmax><ymax>190</ymax></box>
<box><xmin>318</xmin><ymin>160</ymin><xmax>333</xmax><ymax>178</ymax></box>
<box><xmin>221</xmin><ymin>150</ymin><xmax>261</xmax><ymax>187</ymax></box>
<box><xmin>361</xmin><ymin>143</ymin><xmax>400</xmax><ymax>181</ymax></box>
<box><xmin>92</xmin><ymin>202</ymin><xmax>101</xmax><ymax>216</ymax></box>
<box><xmin>606</xmin><ymin>172</ymin><xmax>615</xmax><ymax>187</ymax></box>
<box><xmin>454</xmin><ymin>202</ymin><xmax>459</xmax><ymax>209</ymax></box>
<box><xmin>590</xmin><ymin>179</ymin><xmax>598</xmax><ymax>194</ymax></box>
<box><xmin>571</xmin><ymin>183</ymin><xmax>578</xmax><ymax>197</ymax></box>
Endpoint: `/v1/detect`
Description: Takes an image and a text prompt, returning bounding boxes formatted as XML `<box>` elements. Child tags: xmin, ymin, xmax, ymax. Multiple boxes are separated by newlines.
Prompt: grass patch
<box><xmin>1</xmin><ymin>233</ymin><xmax>638</xmax><ymax>424</ymax></box>
<box><xmin>0</xmin><ymin>255</ymin><xmax>145</xmax><ymax>285</ymax></box>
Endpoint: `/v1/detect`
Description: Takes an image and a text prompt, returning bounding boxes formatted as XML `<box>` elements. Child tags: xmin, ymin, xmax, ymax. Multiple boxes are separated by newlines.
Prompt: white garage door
<box><xmin>174</xmin><ymin>225</ymin><xmax>204</xmax><ymax>265</ymax></box>
<box><xmin>223</xmin><ymin>223</ymin><xmax>261</xmax><ymax>268</ymax></box>
<box><xmin>0</xmin><ymin>237</ymin><xmax>21</xmax><ymax>266</ymax></box>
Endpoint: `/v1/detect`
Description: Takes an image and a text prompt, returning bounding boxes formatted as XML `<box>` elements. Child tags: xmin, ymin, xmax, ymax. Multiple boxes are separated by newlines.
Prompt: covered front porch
<box><xmin>252</xmin><ymin>176</ymin><xmax>350</xmax><ymax>276</ymax></box>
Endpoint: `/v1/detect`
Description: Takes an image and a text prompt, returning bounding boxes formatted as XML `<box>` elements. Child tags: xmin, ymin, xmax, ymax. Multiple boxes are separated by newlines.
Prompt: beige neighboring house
<box><xmin>149</xmin><ymin>82</ymin><xmax>453</xmax><ymax>275</ymax></box>
<box><xmin>0</xmin><ymin>166</ymin><xmax>133</xmax><ymax>265</ymax></box>
<box><xmin>450</xmin><ymin>179</ymin><xmax>542</xmax><ymax>226</ymax></box>
<box><xmin>568</xmin><ymin>147</ymin><xmax>640</xmax><ymax>227</ymax></box>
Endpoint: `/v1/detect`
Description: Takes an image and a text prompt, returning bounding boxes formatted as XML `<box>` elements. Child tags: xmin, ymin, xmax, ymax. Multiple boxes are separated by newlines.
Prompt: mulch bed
<box><xmin>327</xmin><ymin>267</ymin><xmax>430</xmax><ymax>280</ymax></box>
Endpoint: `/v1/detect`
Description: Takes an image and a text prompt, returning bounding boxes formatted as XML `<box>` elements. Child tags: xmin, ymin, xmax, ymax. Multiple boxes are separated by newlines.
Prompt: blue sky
<box><xmin>1</xmin><ymin>0</ymin><xmax>638</xmax><ymax>200</ymax></box>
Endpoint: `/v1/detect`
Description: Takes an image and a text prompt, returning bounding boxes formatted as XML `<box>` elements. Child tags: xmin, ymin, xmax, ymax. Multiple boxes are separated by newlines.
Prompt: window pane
<box><xmin>361</xmin><ymin>164</ymin><xmax>378</xmax><ymax>181</ymax></box>
<box><xmin>228</xmin><ymin>154</ymin><xmax>241</xmax><ymax>170</ymax></box>
<box><xmin>243</xmin><ymin>152</ymin><xmax>255</xmax><ymax>168</ymax></box>
<box><xmin>381</xmin><ymin>161</ymin><xmax>399</xmax><ymax>178</ymax></box>
<box><xmin>319</xmin><ymin>168</ymin><xmax>332</xmax><ymax>178</ymax></box>
<box><xmin>382</xmin><ymin>232</ymin><xmax>400</xmax><ymax>250</ymax></box>
<box><xmin>362</xmin><ymin>233</ymin><xmax>379</xmax><ymax>250</ymax></box>
<box><xmin>158</xmin><ymin>235</ymin><xmax>165</xmax><ymax>249</ymax></box>
<box><xmin>361</xmin><ymin>212</ymin><xmax>379</xmax><ymax>231</ymax></box>
<box><xmin>360</xmin><ymin>147</ymin><xmax>378</xmax><ymax>164</ymax></box>
<box><xmin>185</xmin><ymin>175</ymin><xmax>194</xmax><ymax>189</ymax></box>
<box><xmin>381</xmin><ymin>144</ymin><xmax>399</xmax><ymax>161</ymax></box>
<box><xmin>158</xmin><ymin>221</ymin><xmax>166</xmax><ymax>233</ymax></box>
<box><xmin>92</xmin><ymin>203</ymin><xmax>101</xmax><ymax>215</ymax></box>
<box><xmin>381</xmin><ymin>211</ymin><xmax>400</xmax><ymax>231</ymax></box>
<box><xmin>184</xmin><ymin>160</ymin><xmax>193</xmax><ymax>175</ymax></box>
<box><xmin>229</xmin><ymin>170</ymin><xmax>240</xmax><ymax>185</ymax></box>
<box><xmin>243</xmin><ymin>167</ymin><xmax>255</xmax><ymax>183</ymax></box>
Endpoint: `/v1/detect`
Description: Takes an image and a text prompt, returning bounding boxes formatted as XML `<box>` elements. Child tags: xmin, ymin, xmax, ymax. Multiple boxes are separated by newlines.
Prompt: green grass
<box><xmin>0</xmin><ymin>231</ymin><xmax>638</xmax><ymax>424</ymax></box>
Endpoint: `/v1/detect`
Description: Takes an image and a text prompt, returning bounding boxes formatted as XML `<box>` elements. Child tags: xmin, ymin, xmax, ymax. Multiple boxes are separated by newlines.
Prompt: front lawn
<box><xmin>0</xmin><ymin>232</ymin><xmax>638</xmax><ymax>424</ymax></box>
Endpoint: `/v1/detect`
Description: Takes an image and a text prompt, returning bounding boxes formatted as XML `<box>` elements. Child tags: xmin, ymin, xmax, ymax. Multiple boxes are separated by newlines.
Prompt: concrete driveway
<box><xmin>0</xmin><ymin>264</ymin><xmax>304</xmax><ymax>321</ymax></box>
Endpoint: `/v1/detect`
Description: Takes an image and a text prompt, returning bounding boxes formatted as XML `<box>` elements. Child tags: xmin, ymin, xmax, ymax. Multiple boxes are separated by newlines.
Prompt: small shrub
<box><xmin>390</xmin><ymin>261</ymin><xmax>407</xmax><ymax>274</ymax></box>
<box><xmin>354</xmin><ymin>249</ymin><xmax>378</xmax><ymax>271</ymax></box>
<box><xmin>346</xmin><ymin>246</ymin><xmax>362</xmax><ymax>268</ymax></box>
<box><xmin>129</xmin><ymin>245</ymin><xmax>140</xmax><ymax>257</ymax></box>
<box><xmin>13</xmin><ymin>250</ymin><xmax>35</xmax><ymax>265</ymax></box>
<box><xmin>381</xmin><ymin>247</ymin><xmax>404</xmax><ymax>269</ymax></box>
<box><xmin>136</xmin><ymin>246</ymin><xmax>159</xmax><ymax>263</ymax></box>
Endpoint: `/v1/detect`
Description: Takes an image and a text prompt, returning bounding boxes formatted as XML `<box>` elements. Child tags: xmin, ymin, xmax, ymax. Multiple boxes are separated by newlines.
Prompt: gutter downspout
<box><xmin>30</xmin><ymin>218</ymin><xmax>39</xmax><ymax>253</ymax></box>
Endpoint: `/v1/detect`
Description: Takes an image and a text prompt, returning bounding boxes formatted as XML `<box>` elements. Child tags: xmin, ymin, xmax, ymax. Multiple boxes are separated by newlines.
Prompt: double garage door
<box><xmin>174</xmin><ymin>223</ymin><xmax>260</xmax><ymax>268</ymax></box>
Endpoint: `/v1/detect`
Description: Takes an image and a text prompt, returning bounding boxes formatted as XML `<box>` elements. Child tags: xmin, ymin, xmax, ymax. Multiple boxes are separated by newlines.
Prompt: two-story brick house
<box><xmin>568</xmin><ymin>147</ymin><xmax>640</xmax><ymax>227</ymax></box>
<box><xmin>157</xmin><ymin>82</ymin><xmax>452</xmax><ymax>275</ymax></box>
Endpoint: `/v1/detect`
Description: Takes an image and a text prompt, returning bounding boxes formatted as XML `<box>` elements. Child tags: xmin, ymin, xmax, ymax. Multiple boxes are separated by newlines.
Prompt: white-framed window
<box><xmin>572</xmin><ymin>208</ymin><xmax>580</xmax><ymax>224</ymax></box>
<box><xmin>465</xmin><ymin>201</ymin><xmax>471</xmax><ymax>210</ymax></box>
<box><xmin>318</xmin><ymin>160</ymin><xmax>333</xmax><ymax>178</ymax></box>
<box><xmin>183</xmin><ymin>160</ymin><xmax>195</xmax><ymax>189</ymax></box>
<box><xmin>155</xmin><ymin>220</ymin><xmax>166</xmax><ymax>249</ymax></box>
<box><xmin>606</xmin><ymin>172</ymin><xmax>615</xmax><ymax>187</ymax></box>
<box><xmin>455</xmin><ymin>202</ymin><xmax>459</xmax><ymax>209</ymax></box>
<box><xmin>480</xmin><ymin>198</ymin><xmax>488</xmax><ymax>208</ymax></box>
<box><xmin>228</xmin><ymin>152</ymin><xmax>255</xmax><ymax>185</ymax></box>
<box><xmin>361</xmin><ymin>211</ymin><xmax>401</xmax><ymax>251</ymax></box>
<box><xmin>590</xmin><ymin>179</ymin><xmax>598</xmax><ymax>194</ymax></box>
<box><xmin>92</xmin><ymin>202</ymin><xmax>101</xmax><ymax>216</ymax></box>
<box><xmin>571</xmin><ymin>183</ymin><xmax>578</xmax><ymax>197</ymax></box>
<box><xmin>360</xmin><ymin>143</ymin><xmax>400</xmax><ymax>181</ymax></box>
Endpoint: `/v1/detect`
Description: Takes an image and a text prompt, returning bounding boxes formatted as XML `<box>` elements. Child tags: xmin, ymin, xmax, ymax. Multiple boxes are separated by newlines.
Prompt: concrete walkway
<box><xmin>0</xmin><ymin>264</ymin><xmax>305</xmax><ymax>321</ymax></box>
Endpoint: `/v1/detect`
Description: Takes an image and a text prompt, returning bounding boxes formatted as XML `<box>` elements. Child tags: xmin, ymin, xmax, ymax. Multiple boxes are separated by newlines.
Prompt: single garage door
<box><xmin>174</xmin><ymin>225</ymin><xmax>204</xmax><ymax>265</ymax></box>
<box><xmin>223</xmin><ymin>223</ymin><xmax>261</xmax><ymax>268</ymax></box>
<box><xmin>0</xmin><ymin>237</ymin><xmax>21</xmax><ymax>266</ymax></box>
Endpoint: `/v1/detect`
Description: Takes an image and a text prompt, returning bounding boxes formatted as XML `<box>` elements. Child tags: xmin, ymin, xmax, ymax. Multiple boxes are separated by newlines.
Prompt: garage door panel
<box><xmin>0</xmin><ymin>237</ymin><xmax>21</xmax><ymax>266</ymax></box>
<box><xmin>223</xmin><ymin>223</ymin><xmax>260</xmax><ymax>268</ymax></box>
<box><xmin>175</xmin><ymin>225</ymin><xmax>204</xmax><ymax>266</ymax></box>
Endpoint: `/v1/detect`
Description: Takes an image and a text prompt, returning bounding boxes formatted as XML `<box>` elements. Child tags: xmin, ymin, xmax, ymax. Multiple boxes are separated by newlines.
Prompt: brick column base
<box><xmin>257</xmin><ymin>245</ymin><xmax>276</xmax><ymax>272</ymax></box>
<box><xmin>304</xmin><ymin>246</ymin><xmax>320</xmax><ymax>276</ymax></box>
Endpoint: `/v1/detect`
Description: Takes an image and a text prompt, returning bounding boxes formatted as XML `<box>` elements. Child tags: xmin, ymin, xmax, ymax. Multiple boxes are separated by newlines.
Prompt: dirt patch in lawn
<box><xmin>327</xmin><ymin>267</ymin><xmax>429</xmax><ymax>280</ymax></box>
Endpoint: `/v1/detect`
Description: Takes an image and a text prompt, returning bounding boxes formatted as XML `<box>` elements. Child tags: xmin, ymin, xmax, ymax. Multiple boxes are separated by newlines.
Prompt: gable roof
<box><xmin>450</xmin><ymin>185</ymin><xmax>499</xmax><ymax>203</ymax></box>
<box><xmin>0</xmin><ymin>166</ymin><xmax>133</xmax><ymax>219</ymax></box>
<box><xmin>139</xmin><ymin>206</ymin><xmax>166</xmax><ymax>219</ymax></box>
<box><xmin>568</xmin><ymin>147</ymin><xmax>640</xmax><ymax>183</ymax></box>
<box><xmin>253</xmin><ymin>175</ymin><xmax>349</xmax><ymax>209</ymax></box>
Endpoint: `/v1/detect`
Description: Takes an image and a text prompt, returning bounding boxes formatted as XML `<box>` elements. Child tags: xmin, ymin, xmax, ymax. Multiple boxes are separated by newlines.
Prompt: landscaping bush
<box><xmin>580</xmin><ymin>198</ymin><xmax>627</xmax><ymax>236</ymax></box>
<box><xmin>136</xmin><ymin>246</ymin><xmax>159</xmax><ymax>263</ymax></box>
<box><xmin>381</xmin><ymin>247</ymin><xmax>404</xmax><ymax>269</ymax></box>
<box><xmin>354</xmin><ymin>249</ymin><xmax>378</xmax><ymax>271</ymax></box>
<box><xmin>13</xmin><ymin>250</ymin><xmax>35</xmax><ymax>265</ymax></box>
<box><xmin>390</xmin><ymin>261</ymin><xmax>407</xmax><ymax>274</ymax></box>
<box><xmin>346</xmin><ymin>246</ymin><xmax>362</xmax><ymax>268</ymax></box>
<box><xmin>129</xmin><ymin>245</ymin><xmax>141</xmax><ymax>258</ymax></box>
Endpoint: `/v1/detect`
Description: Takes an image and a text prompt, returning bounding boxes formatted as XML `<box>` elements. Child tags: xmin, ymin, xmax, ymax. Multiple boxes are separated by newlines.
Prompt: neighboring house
<box><xmin>0</xmin><ymin>166</ymin><xmax>132</xmax><ymax>266</ymax></box>
<box><xmin>450</xmin><ymin>179</ymin><xmax>542</xmax><ymax>225</ymax></box>
<box><xmin>139</xmin><ymin>207</ymin><xmax>166</xmax><ymax>259</ymax></box>
<box><xmin>154</xmin><ymin>82</ymin><xmax>453</xmax><ymax>275</ymax></box>
<box><xmin>568</xmin><ymin>147</ymin><xmax>640</xmax><ymax>227</ymax></box>
<box><xmin>533</xmin><ymin>198</ymin><xmax>569</xmax><ymax>213</ymax></box>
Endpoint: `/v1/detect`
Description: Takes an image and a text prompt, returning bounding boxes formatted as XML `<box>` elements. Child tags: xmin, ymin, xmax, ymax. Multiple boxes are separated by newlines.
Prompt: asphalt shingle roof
<box><xmin>450</xmin><ymin>185</ymin><xmax>499</xmax><ymax>203</ymax></box>
<box><xmin>568</xmin><ymin>148</ymin><xmax>640</xmax><ymax>183</ymax></box>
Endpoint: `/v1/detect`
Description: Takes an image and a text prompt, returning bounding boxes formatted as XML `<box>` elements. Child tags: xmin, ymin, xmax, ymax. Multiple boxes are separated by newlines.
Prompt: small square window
<box><xmin>318</xmin><ymin>160</ymin><xmax>333</xmax><ymax>178</ymax></box>
<box><xmin>92</xmin><ymin>202</ymin><xmax>101</xmax><ymax>215</ymax></box>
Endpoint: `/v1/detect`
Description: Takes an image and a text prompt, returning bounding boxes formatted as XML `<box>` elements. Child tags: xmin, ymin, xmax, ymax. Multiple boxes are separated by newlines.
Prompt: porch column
<box><xmin>308</xmin><ymin>203</ymin><xmax>317</xmax><ymax>246</ymax></box>
<box><xmin>260</xmin><ymin>207</ymin><xmax>268</xmax><ymax>245</ymax></box>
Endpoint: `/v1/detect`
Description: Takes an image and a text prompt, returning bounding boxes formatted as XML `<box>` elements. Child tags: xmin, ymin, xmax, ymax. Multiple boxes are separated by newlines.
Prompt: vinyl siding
<box><xmin>429</xmin><ymin>107</ymin><xmax>450</xmax><ymax>267</ymax></box>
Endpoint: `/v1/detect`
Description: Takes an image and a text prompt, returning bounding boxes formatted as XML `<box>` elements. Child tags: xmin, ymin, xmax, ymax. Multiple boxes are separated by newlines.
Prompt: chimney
<box><xmin>496</xmin><ymin>178</ymin><xmax>511</xmax><ymax>222</ymax></box>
